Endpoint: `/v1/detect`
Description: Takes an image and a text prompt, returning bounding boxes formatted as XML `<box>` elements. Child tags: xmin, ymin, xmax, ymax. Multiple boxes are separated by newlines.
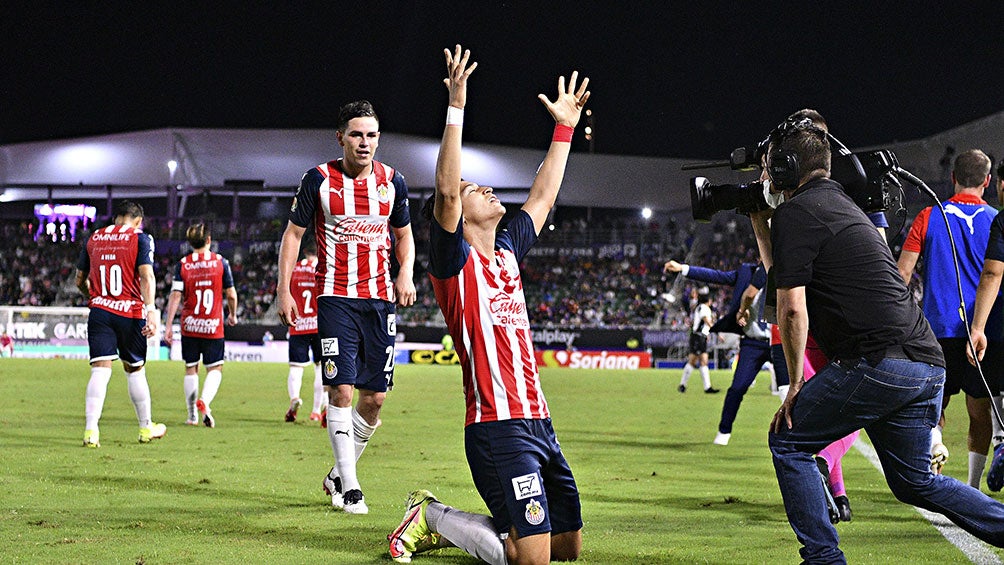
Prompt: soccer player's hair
<box><xmin>186</xmin><ymin>223</ymin><xmax>210</xmax><ymax>250</ymax></box>
<box><xmin>301</xmin><ymin>241</ymin><xmax>317</xmax><ymax>258</ymax></box>
<box><xmin>953</xmin><ymin>149</ymin><xmax>991</xmax><ymax>188</ymax></box>
<box><xmin>337</xmin><ymin>100</ymin><xmax>378</xmax><ymax>132</ymax></box>
<box><xmin>114</xmin><ymin>200</ymin><xmax>144</xmax><ymax>219</ymax></box>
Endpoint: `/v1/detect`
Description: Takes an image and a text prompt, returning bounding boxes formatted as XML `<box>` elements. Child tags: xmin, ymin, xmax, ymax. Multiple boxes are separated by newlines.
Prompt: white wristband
<box><xmin>145</xmin><ymin>305</ymin><xmax>156</xmax><ymax>313</ymax></box>
<box><xmin>446</xmin><ymin>106</ymin><xmax>464</xmax><ymax>127</ymax></box>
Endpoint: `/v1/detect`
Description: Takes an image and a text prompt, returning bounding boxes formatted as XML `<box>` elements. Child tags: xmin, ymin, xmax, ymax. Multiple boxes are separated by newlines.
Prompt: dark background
<box><xmin>4</xmin><ymin>2</ymin><xmax>1003</xmax><ymax>158</ymax></box>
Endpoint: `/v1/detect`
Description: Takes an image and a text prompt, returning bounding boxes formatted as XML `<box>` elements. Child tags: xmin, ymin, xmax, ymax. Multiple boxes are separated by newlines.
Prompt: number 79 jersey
<box><xmin>77</xmin><ymin>224</ymin><xmax>154</xmax><ymax>319</ymax></box>
<box><xmin>171</xmin><ymin>251</ymin><xmax>235</xmax><ymax>339</ymax></box>
<box><xmin>289</xmin><ymin>257</ymin><xmax>319</xmax><ymax>336</ymax></box>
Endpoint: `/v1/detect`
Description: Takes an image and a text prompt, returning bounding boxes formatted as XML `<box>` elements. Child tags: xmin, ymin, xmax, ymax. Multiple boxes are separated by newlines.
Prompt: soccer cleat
<box><xmin>713</xmin><ymin>432</ymin><xmax>731</xmax><ymax>446</ymax></box>
<box><xmin>834</xmin><ymin>495</ymin><xmax>852</xmax><ymax>522</ymax></box>
<box><xmin>138</xmin><ymin>423</ymin><xmax>167</xmax><ymax>443</ymax></box>
<box><xmin>184</xmin><ymin>418</ymin><xmax>199</xmax><ymax>426</ymax></box>
<box><xmin>988</xmin><ymin>443</ymin><xmax>1004</xmax><ymax>492</ymax></box>
<box><xmin>677</xmin><ymin>384</ymin><xmax>686</xmax><ymax>393</ymax></box>
<box><xmin>704</xmin><ymin>387</ymin><xmax>720</xmax><ymax>394</ymax></box>
<box><xmin>388</xmin><ymin>490</ymin><xmax>440</xmax><ymax>563</ymax></box>
<box><xmin>309</xmin><ymin>412</ymin><xmax>323</xmax><ymax>422</ymax></box>
<box><xmin>285</xmin><ymin>398</ymin><xmax>302</xmax><ymax>422</ymax></box>
<box><xmin>931</xmin><ymin>443</ymin><xmax>949</xmax><ymax>474</ymax></box>
<box><xmin>83</xmin><ymin>429</ymin><xmax>100</xmax><ymax>448</ymax></box>
<box><xmin>196</xmin><ymin>399</ymin><xmax>215</xmax><ymax>428</ymax></box>
<box><xmin>816</xmin><ymin>456</ymin><xmax>840</xmax><ymax>524</ymax></box>
<box><xmin>323</xmin><ymin>468</ymin><xmax>344</xmax><ymax>509</ymax></box>
<box><xmin>342</xmin><ymin>489</ymin><xmax>368</xmax><ymax>514</ymax></box>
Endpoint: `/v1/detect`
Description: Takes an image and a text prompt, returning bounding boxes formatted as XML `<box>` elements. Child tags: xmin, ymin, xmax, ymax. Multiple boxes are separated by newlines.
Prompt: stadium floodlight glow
<box><xmin>641</xmin><ymin>207</ymin><xmax>653</xmax><ymax>220</ymax></box>
<box><xmin>167</xmin><ymin>160</ymin><xmax>178</xmax><ymax>174</ymax></box>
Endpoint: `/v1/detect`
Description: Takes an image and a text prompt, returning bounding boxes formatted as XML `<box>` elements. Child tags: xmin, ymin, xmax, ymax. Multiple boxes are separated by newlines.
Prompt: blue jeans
<box><xmin>769</xmin><ymin>356</ymin><xmax>1004</xmax><ymax>563</ymax></box>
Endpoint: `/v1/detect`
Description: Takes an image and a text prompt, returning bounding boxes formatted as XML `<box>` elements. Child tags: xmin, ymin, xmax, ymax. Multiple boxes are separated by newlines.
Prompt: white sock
<box><xmin>426</xmin><ymin>502</ymin><xmax>505</xmax><ymax>565</ymax></box>
<box><xmin>85</xmin><ymin>366</ymin><xmax>113</xmax><ymax>430</ymax></box>
<box><xmin>680</xmin><ymin>363</ymin><xmax>694</xmax><ymax>386</ymax></box>
<box><xmin>127</xmin><ymin>368</ymin><xmax>153</xmax><ymax>428</ymax></box>
<box><xmin>352</xmin><ymin>408</ymin><xmax>379</xmax><ymax>459</ymax></box>
<box><xmin>776</xmin><ymin>385</ymin><xmax>790</xmax><ymax>403</ymax></box>
<box><xmin>311</xmin><ymin>364</ymin><xmax>325</xmax><ymax>413</ymax></box>
<box><xmin>201</xmin><ymin>368</ymin><xmax>222</xmax><ymax>407</ymax></box>
<box><xmin>970</xmin><ymin>451</ymin><xmax>988</xmax><ymax>488</ymax></box>
<box><xmin>994</xmin><ymin>395</ymin><xmax>1004</xmax><ymax>439</ymax></box>
<box><xmin>184</xmin><ymin>373</ymin><xmax>199</xmax><ymax>420</ymax></box>
<box><xmin>327</xmin><ymin>406</ymin><xmax>359</xmax><ymax>491</ymax></box>
<box><xmin>931</xmin><ymin>425</ymin><xmax>944</xmax><ymax>449</ymax></box>
<box><xmin>287</xmin><ymin>365</ymin><xmax>304</xmax><ymax>401</ymax></box>
<box><xmin>700</xmin><ymin>365</ymin><xmax>712</xmax><ymax>389</ymax></box>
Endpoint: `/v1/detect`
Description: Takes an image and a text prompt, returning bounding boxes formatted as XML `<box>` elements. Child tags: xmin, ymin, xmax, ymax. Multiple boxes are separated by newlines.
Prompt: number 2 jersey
<box><xmin>171</xmin><ymin>251</ymin><xmax>235</xmax><ymax>339</ymax></box>
<box><xmin>289</xmin><ymin>257</ymin><xmax>319</xmax><ymax>335</ymax></box>
<box><xmin>77</xmin><ymin>224</ymin><xmax>154</xmax><ymax>319</ymax></box>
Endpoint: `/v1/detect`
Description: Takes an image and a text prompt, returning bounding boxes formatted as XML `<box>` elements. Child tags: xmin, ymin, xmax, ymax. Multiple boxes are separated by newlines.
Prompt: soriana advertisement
<box><xmin>535</xmin><ymin>349</ymin><xmax>652</xmax><ymax>370</ymax></box>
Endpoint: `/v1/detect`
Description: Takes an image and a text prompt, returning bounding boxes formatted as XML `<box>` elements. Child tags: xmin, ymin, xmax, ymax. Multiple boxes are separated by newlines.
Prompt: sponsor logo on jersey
<box><xmin>489</xmin><ymin>291</ymin><xmax>529</xmax><ymax>328</ymax></box>
<box><xmin>182</xmin><ymin>316</ymin><xmax>221</xmax><ymax>335</ymax></box>
<box><xmin>524</xmin><ymin>499</ymin><xmax>545</xmax><ymax>526</ymax></box>
<box><xmin>321</xmin><ymin>337</ymin><xmax>339</xmax><ymax>356</ymax></box>
<box><xmin>91</xmin><ymin>296</ymin><xmax>137</xmax><ymax>314</ymax></box>
<box><xmin>511</xmin><ymin>473</ymin><xmax>542</xmax><ymax>500</ymax></box>
<box><xmin>386</xmin><ymin>314</ymin><xmax>396</xmax><ymax>336</ymax></box>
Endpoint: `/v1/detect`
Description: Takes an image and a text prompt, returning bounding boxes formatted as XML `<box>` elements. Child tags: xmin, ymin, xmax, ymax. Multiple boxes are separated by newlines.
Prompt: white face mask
<box><xmin>763</xmin><ymin>179</ymin><xmax>786</xmax><ymax>209</ymax></box>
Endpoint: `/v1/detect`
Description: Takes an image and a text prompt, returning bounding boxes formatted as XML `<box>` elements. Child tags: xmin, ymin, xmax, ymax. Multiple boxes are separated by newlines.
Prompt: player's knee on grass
<box><xmin>505</xmin><ymin>530</ymin><xmax>552</xmax><ymax>565</ymax></box>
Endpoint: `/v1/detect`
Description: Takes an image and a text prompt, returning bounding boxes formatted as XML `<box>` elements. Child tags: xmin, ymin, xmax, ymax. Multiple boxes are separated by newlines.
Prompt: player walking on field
<box><xmin>76</xmin><ymin>200</ymin><xmax>166</xmax><ymax>447</ymax></box>
<box><xmin>284</xmin><ymin>244</ymin><xmax>327</xmax><ymax>423</ymax></box>
<box><xmin>387</xmin><ymin>45</ymin><xmax>588</xmax><ymax>565</ymax></box>
<box><xmin>164</xmin><ymin>224</ymin><xmax>238</xmax><ymax>428</ymax></box>
<box><xmin>276</xmin><ymin>100</ymin><xmax>417</xmax><ymax>515</ymax></box>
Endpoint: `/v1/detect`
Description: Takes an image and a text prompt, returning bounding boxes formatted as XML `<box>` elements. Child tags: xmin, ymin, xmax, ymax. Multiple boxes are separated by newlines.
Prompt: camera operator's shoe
<box><xmin>285</xmin><ymin>398</ymin><xmax>302</xmax><ymax>422</ymax></box>
<box><xmin>138</xmin><ymin>423</ymin><xmax>167</xmax><ymax>444</ymax></box>
<box><xmin>83</xmin><ymin>429</ymin><xmax>100</xmax><ymax>448</ymax></box>
<box><xmin>816</xmin><ymin>456</ymin><xmax>840</xmax><ymax>524</ymax></box>
<box><xmin>987</xmin><ymin>443</ymin><xmax>1004</xmax><ymax>492</ymax></box>
<box><xmin>931</xmin><ymin>443</ymin><xmax>949</xmax><ymax>474</ymax></box>
<box><xmin>834</xmin><ymin>495</ymin><xmax>852</xmax><ymax>522</ymax></box>
<box><xmin>342</xmin><ymin>489</ymin><xmax>368</xmax><ymax>514</ymax></box>
<box><xmin>388</xmin><ymin>490</ymin><xmax>440</xmax><ymax>563</ymax></box>
<box><xmin>323</xmin><ymin>468</ymin><xmax>344</xmax><ymax>509</ymax></box>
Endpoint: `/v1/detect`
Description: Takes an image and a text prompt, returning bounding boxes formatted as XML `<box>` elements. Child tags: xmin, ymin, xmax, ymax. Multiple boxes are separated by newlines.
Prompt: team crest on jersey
<box><xmin>524</xmin><ymin>499</ymin><xmax>545</xmax><ymax>526</ymax></box>
<box><xmin>386</xmin><ymin>314</ymin><xmax>397</xmax><ymax>336</ymax></box>
<box><xmin>376</xmin><ymin>183</ymin><xmax>391</xmax><ymax>203</ymax></box>
<box><xmin>511</xmin><ymin>473</ymin><xmax>542</xmax><ymax>500</ymax></box>
<box><xmin>321</xmin><ymin>337</ymin><xmax>339</xmax><ymax>356</ymax></box>
<box><xmin>324</xmin><ymin>359</ymin><xmax>337</xmax><ymax>378</ymax></box>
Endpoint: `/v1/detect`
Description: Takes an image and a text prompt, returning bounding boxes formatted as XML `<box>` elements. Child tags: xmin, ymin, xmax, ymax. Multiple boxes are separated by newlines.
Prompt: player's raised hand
<box><xmin>443</xmin><ymin>44</ymin><xmax>477</xmax><ymax>109</ymax></box>
<box><xmin>538</xmin><ymin>71</ymin><xmax>590</xmax><ymax>127</ymax></box>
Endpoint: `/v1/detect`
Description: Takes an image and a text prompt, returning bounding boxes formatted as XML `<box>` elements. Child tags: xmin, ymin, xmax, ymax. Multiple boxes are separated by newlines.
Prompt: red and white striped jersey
<box><xmin>77</xmin><ymin>224</ymin><xmax>154</xmax><ymax>319</ymax></box>
<box><xmin>288</xmin><ymin>159</ymin><xmax>411</xmax><ymax>301</ymax></box>
<box><xmin>429</xmin><ymin>212</ymin><xmax>549</xmax><ymax>426</ymax></box>
<box><xmin>288</xmin><ymin>257</ymin><xmax>319</xmax><ymax>336</ymax></box>
<box><xmin>171</xmin><ymin>251</ymin><xmax>234</xmax><ymax>339</ymax></box>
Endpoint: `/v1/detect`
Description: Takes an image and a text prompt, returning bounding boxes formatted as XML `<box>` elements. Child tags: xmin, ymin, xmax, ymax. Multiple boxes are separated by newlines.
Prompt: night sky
<box><xmin>4</xmin><ymin>2</ymin><xmax>1003</xmax><ymax>159</ymax></box>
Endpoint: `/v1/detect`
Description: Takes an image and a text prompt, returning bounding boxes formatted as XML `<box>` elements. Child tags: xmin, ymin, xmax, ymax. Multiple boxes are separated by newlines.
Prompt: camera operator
<box><xmin>897</xmin><ymin>149</ymin><xmax>1002</xmax><ymax>486</ymax></box>
<box><xmin>756</xmin><ymin>118</ymin><xmax>1004</xmax><ymax>562</ymax></box>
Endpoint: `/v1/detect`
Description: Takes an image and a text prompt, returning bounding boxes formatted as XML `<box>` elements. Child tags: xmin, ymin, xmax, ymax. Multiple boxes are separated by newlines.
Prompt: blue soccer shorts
<box><xmin>288</xmin><ymin>332</ymin><xmax>322</xmax><ymax>366</ymax></box>
<box><xmin>316</xmin><ymin>296</ymin><xmax>396</xmax><ymax>392</ymax></box>
<box><xmin>181</xmin><ymin>336</ymin><xmax>225</xmax><ymax>368</ymax></box>
<box><xmin>88</xmin><ymin>308</ymin><xmax>148</xmax><ymax>367</ymax></box>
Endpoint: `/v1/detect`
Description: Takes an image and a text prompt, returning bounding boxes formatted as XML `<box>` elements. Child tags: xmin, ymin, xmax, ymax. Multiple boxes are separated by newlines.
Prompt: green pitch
<box><xmin>0</xmin><ymin>359</ymin><xmax>1000</xmax><ymax>563</ymax></box>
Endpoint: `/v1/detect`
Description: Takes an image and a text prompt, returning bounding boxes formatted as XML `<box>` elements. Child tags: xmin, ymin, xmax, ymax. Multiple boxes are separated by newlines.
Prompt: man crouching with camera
<box><xmin>753</xmin><ymin>116</ymin><xmax>1004</xmax><ymax>563</ymax></box>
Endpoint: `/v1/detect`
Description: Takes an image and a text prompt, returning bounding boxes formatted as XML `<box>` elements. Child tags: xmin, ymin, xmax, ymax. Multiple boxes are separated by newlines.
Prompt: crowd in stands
<box><xmin>1</xmin><ymin>212</ymin><xmax>764</xmax><ymax>331</ymax></box>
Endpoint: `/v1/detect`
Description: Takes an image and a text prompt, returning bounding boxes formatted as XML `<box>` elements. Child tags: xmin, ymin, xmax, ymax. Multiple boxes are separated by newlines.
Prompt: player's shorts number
<box><xmin>384</xmin><ymin>345</ymin><xmax>395</xmax><ymax>372</ymax></box>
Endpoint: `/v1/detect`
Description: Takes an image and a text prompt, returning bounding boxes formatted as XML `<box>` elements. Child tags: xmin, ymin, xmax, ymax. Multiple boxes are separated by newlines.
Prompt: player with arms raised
<box><xmin>76</xmin><ymin>200</ymin><xmax>166</xmax><ymax>447</ymax></box>
<box><xmin>388</xmin><ymin>45</ymin><xmax>588</xmax><ymax>565</ymax></box>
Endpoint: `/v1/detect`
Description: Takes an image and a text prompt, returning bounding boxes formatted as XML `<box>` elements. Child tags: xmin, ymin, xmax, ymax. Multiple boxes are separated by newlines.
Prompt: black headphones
<box><xmin>764</xmin><ymin>116</ymin><xmax>829</xmax><ymax>192</ymax></box>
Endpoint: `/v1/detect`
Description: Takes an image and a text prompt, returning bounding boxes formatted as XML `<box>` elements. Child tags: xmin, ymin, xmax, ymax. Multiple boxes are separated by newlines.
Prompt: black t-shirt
<box><xmin>771</xmin><ymin>177</ymin><xmax>944</xmax><ymax>367</ymax></box>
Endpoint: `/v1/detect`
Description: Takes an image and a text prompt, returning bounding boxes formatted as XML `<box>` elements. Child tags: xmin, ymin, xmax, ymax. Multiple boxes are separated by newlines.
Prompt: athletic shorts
<box><xmin>88</xmin><ymin>308</ymin><xmax>147</xmax><ymax>367</ymax></box>
<box><xmin>316</xmin><ymin>296</ymin><xmax>396</xmax><ymax>392</ymax></box>
<box><xmin>688</xmin><ymin>333</ymin><xmax>709</xmax><ymax>356</ymax></box>
<box><xmin>288</xmin><ymin>333</ymin><xmax>322</xmax><ymax>366</ymax></box>
<box><xmin>181</xmin><ymin>335</ymin><xmax>225</xmax><ymax>368</ymax></box>
<box><xmin>465</xmin><ymin>418</ymin><xmax>583</xmax><ymax>538</ymax></box>
<box><xmin>940</xmin><ymin>337</ymin><xmax>1003</xmax><ymax>398</ymax></box>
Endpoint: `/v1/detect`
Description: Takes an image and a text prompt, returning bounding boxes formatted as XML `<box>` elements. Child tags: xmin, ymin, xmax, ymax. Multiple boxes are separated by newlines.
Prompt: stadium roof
<box><xmin>3</xmin><ymin>111</ymin><xmax>1004</xmax><ymax>212</ymax></box>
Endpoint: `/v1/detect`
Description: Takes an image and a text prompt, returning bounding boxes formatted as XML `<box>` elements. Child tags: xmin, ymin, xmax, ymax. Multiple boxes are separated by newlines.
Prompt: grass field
<box><xmin>1</xmin><ymin>359</ymin><xmax>1001</xmax><ymax>564</ymax></box>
